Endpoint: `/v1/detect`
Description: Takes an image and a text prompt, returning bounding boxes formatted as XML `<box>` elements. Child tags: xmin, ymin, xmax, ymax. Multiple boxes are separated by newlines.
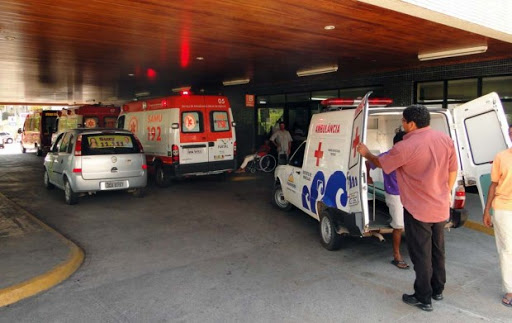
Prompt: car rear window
<box><xmin>82</xmin><ymin>134</ymin><xmax>140</xmax><ymax>155</ymax></box>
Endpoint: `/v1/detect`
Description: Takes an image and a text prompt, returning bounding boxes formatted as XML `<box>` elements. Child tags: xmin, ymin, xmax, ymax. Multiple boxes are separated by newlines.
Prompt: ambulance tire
<box><xmin>272</xmin><ymin>184</ymin><xmax>292</xmax><ymax>211</ymax></box>
<box><xmin>319</xmin><ymin>211</ymin><xmax>342</xmax><ymax>251</ymax></box>
<box><xmin>155</xmin><ymin>163</ymin><xmax>171</xmax><ymax>187</ymax></box>
<box><xmin>64</xmin><ymin>178</ymin><xmax>78</xmax><ymax>205</ymax></box>
<box><xmin>43</xmin><ymin>170</ymin><xmax>54</xmax><ymax>189</ymax></box>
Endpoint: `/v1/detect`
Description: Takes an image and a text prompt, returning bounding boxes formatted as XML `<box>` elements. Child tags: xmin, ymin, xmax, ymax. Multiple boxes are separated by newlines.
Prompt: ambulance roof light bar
<box><xmin>321</xmin><ymin>97</ymin><xmax>393</xmax><ymax>109</ymax></box>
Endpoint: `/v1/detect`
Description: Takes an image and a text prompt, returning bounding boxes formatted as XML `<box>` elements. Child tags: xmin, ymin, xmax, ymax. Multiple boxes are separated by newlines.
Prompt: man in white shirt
<box><xmin>270</xmin><ymin>122</ymin><xmax>293</xmax><ymax>164</ymax></box>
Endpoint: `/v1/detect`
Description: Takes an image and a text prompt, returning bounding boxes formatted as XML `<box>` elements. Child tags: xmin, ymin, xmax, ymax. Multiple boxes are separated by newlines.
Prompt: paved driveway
<box><xmin>0</xmin><ymin>153</ymin><xmax>509</xmax><ymax>322</ymax></box>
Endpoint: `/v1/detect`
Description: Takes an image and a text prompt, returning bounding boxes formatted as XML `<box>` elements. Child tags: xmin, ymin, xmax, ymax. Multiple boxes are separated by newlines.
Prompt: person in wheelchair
<box><xmin>236</xmin><ymin>140</ymin><xmax>271</xmax><ymax>173</ymax></box>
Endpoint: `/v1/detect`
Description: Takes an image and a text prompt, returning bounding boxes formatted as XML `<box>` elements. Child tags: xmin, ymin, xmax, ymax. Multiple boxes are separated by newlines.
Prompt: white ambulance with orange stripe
<box><xmin>273</xmin><ymin>92</ymin><xmax>511</xmax><ymax>250</ymax></box>
<box><xmin>118</xmin><ymin>92</ymin><xmax>236</xmax><ymax>186</ymax></box>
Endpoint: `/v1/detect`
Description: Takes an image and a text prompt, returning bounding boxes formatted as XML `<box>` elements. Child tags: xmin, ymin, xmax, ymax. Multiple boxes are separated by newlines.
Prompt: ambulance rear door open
<box><xmin>451</xmin><ymin>92</ymin><xmax>512</xmax><ymax>209</ymax></box>
<box><xmin>347</xmin><ymin>92</ymin><xmax>371</xmax><ymax>234</ymax></box>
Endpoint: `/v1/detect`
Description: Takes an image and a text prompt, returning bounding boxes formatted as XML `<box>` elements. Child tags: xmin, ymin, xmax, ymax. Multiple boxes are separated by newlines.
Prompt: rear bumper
<box><xmin>165</xmin><ymin>159</ymin><xmax>236</xmax><ymax>177</ymax></box>
<box><xmin>329</xmin><ymin>207</ymin><xmax>468</xmax><ymax>236</ymax></box>
<box><xmin>69</xmin><ymin>173</ymin><xmax>147</xmax><ymax>192</ymax></box>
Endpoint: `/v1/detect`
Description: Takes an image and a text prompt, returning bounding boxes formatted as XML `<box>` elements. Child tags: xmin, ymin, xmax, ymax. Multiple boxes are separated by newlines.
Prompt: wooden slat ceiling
<box><xmin>0</xmin><ymin>0</ymin><xmax>511</xmax><ymax>105</ymax></box>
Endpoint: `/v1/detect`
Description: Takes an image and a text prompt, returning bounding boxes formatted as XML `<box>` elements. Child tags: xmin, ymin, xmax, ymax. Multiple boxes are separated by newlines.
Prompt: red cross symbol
<box><xmin>352</xmin><ymin>127</ymin><xmax>360</xmax><ymax>158</ymax></box>
<box><xmin>314</xmin><ymin>142</ymin><xmax>324</xmax><ymax>166</ymax></box>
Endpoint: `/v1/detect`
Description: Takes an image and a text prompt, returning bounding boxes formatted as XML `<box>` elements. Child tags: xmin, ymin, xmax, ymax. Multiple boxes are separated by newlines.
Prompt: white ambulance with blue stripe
<box><xmin>273</xmin><ymin>92</ymin><xmax>511</xmax><ymax>250</ymax></box>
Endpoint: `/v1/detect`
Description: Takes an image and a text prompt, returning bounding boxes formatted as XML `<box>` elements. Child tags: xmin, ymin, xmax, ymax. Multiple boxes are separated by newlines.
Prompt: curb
<box><xmin>464</xmin><ymin>220</ymin><xmax>494</xmax><ymax>236</ymax></box>
<box><xmin>0</xmin><ymin>194</ymin><xmax>84</xmax><ymax>307</ymax></box>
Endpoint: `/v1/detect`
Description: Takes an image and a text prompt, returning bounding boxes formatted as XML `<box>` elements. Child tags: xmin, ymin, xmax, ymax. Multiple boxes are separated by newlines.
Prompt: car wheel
<box><xmin>319</xmin><ymin>210</ymin><xmax>342</xmax><ymax>251</ymax></box>
<box><xmin>132</xmin><ymin>187</ymin><xmax>146</xmax><ymax>198</ymax></box>
<box><xmin>272</xmin><ymin>184</ymin><xmax>292</xmax><ymax>211</ymax></box>
<box><xmin>6</xmin><ymin>138</ymin><xmax>13</xmax><ymax>144</ymax></box>
<box><xmin>43</xmin><ymin>170</ymin><xmax>54</xmax><ymax>190</ymax></box>
<box><xmin>155</xmin><ymin>163</ymin><xmax>171</xmax><ymax>187</ymax></box>
<box><xmin>64</xmin><ymin>179</ymin><xmax>78</xmax><ymax>205</ymax></box>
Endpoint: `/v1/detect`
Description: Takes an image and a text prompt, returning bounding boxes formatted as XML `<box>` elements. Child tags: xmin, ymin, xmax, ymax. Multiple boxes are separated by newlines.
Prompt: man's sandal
<box><xmin>502</xmin><ymin>295</ymin><xmax>512</xmax><ymax>307</ymax></box>
<box><xmin>391</xmin><ymin>259</ymin><xmax>410</xmax><ymax>269</ymax></box>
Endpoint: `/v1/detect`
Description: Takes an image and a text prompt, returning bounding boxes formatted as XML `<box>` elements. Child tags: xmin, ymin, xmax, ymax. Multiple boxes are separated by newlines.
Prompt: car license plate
<box><xmin>103</xmin><ymin>181</ymin><xmax>125</xmax><ymax>189</ymax></box>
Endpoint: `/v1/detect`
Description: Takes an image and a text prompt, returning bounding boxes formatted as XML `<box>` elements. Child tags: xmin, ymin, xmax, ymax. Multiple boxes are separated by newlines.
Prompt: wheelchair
<box><xmin>246</xmin><ymin>154</ymin><xmax>277</xmax><ymax>173</ymax></box>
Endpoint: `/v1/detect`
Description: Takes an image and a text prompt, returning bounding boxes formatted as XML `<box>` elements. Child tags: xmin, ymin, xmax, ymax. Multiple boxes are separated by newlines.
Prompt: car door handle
<box><xmin>208</xmin><ymin>142</ymin><xmax>214</xmax><ymax>147</ymax></box>
<box><xmin>111</xmin><ymin>167</ymin><xmax>118</xmax><ymax>172</ymax></box>
<box><xmin>295</xmin><ymin>171</ymin><xmax>301</xmax><ymax>174</ymax></box>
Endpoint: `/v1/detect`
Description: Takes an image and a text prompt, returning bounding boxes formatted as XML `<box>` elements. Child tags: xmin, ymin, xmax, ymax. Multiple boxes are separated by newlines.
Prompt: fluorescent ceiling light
<box><xmin>135</xmin><ymin>91</ymin><xmax>150</xmax><ymax>97</ymax></box>
<box><xmin>418</xmin><ymin>45</ymin><xmax>488</xmax><ymax>61</ymax></box>
<box><xmin>297</xmin><ymin>65</ymin><xmax>338</xmax><ymax>77</ymax></box>
<box><xmin>222</xmin><ymin>78</ymin><xmax>250</xmax><ymax>86</ymax></box>
<box><xmin>172</xmin><ymin>86</ymin><xmax>191</xmax><ymax>92</ymax></box>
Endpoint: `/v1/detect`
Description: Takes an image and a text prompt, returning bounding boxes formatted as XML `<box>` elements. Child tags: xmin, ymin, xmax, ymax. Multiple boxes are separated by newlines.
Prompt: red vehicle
<box><xmin>118</xmin><ymin>92</ymin><xmax>237</xmax><ymax>186</ymax></box>
<box><xmin>55</xmin><ymin>104</ymin><xmax>120</xmax><ymax>137</ymax></box>
<box><xmin>21</xmin><ymin>110</ymin><xmax>59</xmax><ymax>156</ymax></box>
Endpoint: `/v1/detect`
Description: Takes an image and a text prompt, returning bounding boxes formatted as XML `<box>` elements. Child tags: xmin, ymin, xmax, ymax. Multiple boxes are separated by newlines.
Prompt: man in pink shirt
<box><xmin>357</xmin><ymin>105</ymin><xmax>457</xmax><ymax>312</ymax></box>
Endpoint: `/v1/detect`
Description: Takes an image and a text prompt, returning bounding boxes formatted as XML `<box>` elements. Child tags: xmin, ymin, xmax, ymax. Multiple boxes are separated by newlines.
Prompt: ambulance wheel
<box><xmin>43</xmin><ymin>170</ymin><xmax>54</xmax><ymax>189</ymax></box>
<box><xmin>272</xmin><ymin>184</ymin><xmax>292</xmax><ymax>211</ymax></box>
<box><xmin>64</xmin><ymin>178</ymin><xmax>78</xmax><ymax>205</ymax></box>
<box><xmin>155</xmin><ymin>164</ymin><xmax>171</xmax><ymax>187</ymax></box>
<box><xmin>320</xmin><ymin>211</ymin><xmax>342</xmax><ymax>250</ymax></box>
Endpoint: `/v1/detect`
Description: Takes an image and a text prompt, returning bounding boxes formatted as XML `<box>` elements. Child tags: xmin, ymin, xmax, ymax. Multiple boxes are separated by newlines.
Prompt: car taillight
<box><xmin>74</xmin><ymin>135</ymin><xmax>82</xmax><ymax>156</ymax></box>
<box><xmin>234</xmin><ymin>141</ymin><xmax>237</xmax><ymax>156</ymax></box>
<box><xmin>72</xmin><ymin>168</ymin><xmax>82</xmax><ymax>173</ymax></box>
<box><xmin>142</xmin><ymin>164</ymin><xmax>147</xmax><ymax>170</ymax></box>
<box><xmin>453</xmin><ymin>185</ymin><xmax>466</xmax><ymax>209</ymax></box>
<box><xmin>172</xmin><ymin>144</ymin><xmax>179</xmax><ymax>163</ymax></box>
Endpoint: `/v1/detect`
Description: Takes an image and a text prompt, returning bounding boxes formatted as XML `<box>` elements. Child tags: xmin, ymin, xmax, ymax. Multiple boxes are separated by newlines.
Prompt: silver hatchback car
<box><xmin>44</xmin><ymin>128</ymin><xmax>147</xmax><ymax>204</ymax></box>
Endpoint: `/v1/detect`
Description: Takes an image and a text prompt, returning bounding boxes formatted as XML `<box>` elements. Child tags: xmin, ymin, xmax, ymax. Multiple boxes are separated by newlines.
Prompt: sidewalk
<box><xmin>0</xmin><ymin>193</ymin><xmax>84</xmax><ymax>307</ymax></box>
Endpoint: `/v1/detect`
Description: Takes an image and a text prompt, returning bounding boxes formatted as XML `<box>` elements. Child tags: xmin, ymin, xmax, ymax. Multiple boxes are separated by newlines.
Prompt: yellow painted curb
<box><xmin>464</xmin><ymin>220</ymin><xmax>495</xmax><ymax>236</ymax></box>
<box><xmin>0</xmin><ymin>194</ymin><xmax>85</xmax><ymax>307</ymax></box>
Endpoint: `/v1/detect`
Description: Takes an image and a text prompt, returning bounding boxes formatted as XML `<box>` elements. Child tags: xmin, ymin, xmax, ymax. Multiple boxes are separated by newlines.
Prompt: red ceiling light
<box><xmin>146</xmin><ymin>68</ymin><xmax>157</xmax><ymax>80</ymax></box>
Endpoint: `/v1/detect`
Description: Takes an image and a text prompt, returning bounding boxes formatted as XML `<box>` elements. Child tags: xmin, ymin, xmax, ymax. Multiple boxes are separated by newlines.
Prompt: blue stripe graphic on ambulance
<box><xmin>302</xmin><ymin>172</ymin><xmax>325</xmax><ymax>213</ymax></box>
<box><xmin>302</xmin><ymin>171</ymin><xmax>348</xmax><ymax>213</ymax></box>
